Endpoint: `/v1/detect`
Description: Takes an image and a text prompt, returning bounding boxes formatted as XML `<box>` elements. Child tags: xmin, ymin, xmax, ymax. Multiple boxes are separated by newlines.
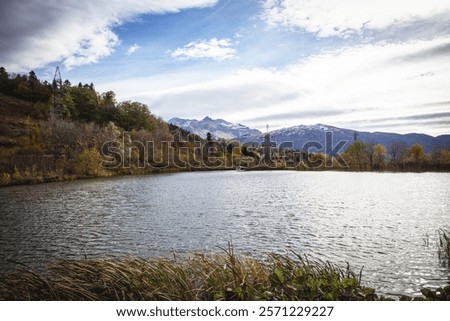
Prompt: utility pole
<box><xmin>262</xmin><ymin>124</ymin><xmax>275</xmax><ymax>164</ymax></box>
<box><xmin>52</xmin><ymin>66</ymin><xmax>63</xmax><ymax>115</ymax></box>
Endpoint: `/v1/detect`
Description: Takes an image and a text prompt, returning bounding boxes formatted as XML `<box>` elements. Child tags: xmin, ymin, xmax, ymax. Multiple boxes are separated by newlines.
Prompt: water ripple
<box><xmin>0</xmin><ymin>171</ymin><xmax>449</xmax><ymax>296</ymax></box>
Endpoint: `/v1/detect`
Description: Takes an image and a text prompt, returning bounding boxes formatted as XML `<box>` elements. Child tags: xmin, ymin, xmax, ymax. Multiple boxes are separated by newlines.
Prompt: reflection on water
<box><xmin>0</xmin><ymin>171</ymin><xmax>449</xmax><ymax>296</ymax></box>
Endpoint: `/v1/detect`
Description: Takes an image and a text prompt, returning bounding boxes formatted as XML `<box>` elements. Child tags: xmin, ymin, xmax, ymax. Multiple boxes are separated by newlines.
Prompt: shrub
<box><xmin>0</xmin><ymin>172</ymin><xmax>11</xmax><ymax>185</ymax></box>
<box><xmin>74</xmin><ymin>147</ymin><xmax>107</xmax><ymax>177</ymax></box>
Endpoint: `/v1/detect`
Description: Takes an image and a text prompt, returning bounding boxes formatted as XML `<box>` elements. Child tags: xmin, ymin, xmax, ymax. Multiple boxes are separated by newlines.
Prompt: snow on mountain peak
<box><xmin>168</xmin><ymin>117</ymin><xmax>261</xmax><ymax>139</ymax></box>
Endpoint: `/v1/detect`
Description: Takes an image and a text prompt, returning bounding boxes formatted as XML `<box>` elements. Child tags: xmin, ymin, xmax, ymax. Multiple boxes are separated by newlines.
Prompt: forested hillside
<box><xmin>0</xmin><ymin>67</ymin><xmax>219</xmax><ymax>186</ymax></box>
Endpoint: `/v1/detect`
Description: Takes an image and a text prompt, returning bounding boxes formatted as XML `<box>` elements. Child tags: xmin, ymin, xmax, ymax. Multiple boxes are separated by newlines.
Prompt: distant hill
<box><xmin>168</xmin><ymin>116</ymin><xmax>261</xmax><ymax>140</ymax></box>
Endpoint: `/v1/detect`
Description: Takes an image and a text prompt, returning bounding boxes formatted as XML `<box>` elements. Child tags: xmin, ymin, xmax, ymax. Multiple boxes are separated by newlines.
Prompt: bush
<box><xmin>0</xmin><ymin>172</ymin><xmax>11</xmax><ymax>185</ymax></box>
<box><xmin>74</xmin><ymin>148</ymin><xmax>107</xmax><ymax>177</ymax></box>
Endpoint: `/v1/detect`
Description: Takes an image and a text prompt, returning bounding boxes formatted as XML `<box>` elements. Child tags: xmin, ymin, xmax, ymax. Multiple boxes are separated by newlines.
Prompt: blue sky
<box><xmin>1</xmin><ymin>0</ymin><xmax>449</xmax><ymax>135</ymax></box>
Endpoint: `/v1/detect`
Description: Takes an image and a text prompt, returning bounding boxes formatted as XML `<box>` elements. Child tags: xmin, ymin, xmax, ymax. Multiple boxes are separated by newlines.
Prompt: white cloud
<box><xmin>126</xmin><ymin>44</ymin><xmax>141</xmax><ymax>56</ymax></box>
<box><xmin>263</xmin><ymin>0</ymin><xmax>450</xmax><ymax>37</ymax></box>
<box><xmin>0</xmin><ymin>0</ymin><xmax>218</xmax><ymax>71</ymax></box>
<box><xmin>171</xmin><ymin>38</ymin><xmax>236</xmax><ymax>61</ymax></box>
<box><xmin>100</xmin><ymin>36</ymin><xmax>450</xmax><ymax>136</ymax></box>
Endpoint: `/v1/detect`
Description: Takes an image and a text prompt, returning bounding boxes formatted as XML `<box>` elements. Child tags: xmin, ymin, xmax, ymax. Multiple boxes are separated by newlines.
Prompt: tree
<box><xmin>0</xmin><ymin>67</ymin><xmax>9</xmax><ymax>92</ymax></box>
<box><xmin>342</xmin><ymin>141</ymin><xmax>368</xmax><ymax>170</ymax></box>
<box><xmin>68</xmin><ymin>86</ymin><xmax>100</xmax><ymax>122</ymax></box>
<box><xmin>0</xmin><ymin>66</ymin><xmax>6</xmax><ymax>77</ymax></box>
<box><xmin>115</xmin><ymin>101</ymin><xmax>156</xmax><ymax>132</ymax></box>
<box><xmin>99</xmin><ymin>91</ymin><xmax>116</xmax><ymax>107</ymax></box>
<box><xmin>438</xmin><ymin>149</ymin><xmax>450</xmax><ymax>167</ymax></box>
<box><xmin>407</xmin><ymin>144</ymin><xmax>426</xmax><ymax>165</ymax></box>
<box><xmin>365</xmin><ymin>142</ymin><xmax>375</xmax><ymax>167</ymax></box>
<box><xmin>27</xmin><ymin>71</ymin><xmax>38</xmax><ymax>89</ymax></box>
<box><xmin>98</xmin><ymin>91</ymin><xmax>118</xmax><ymax>125</ymax></box>
<box><xmin>61</xmin><ymin>87</ymin><xmax>77</xmax><ymax>119</ymax></box>
<box><xmin>373</xmin><ymin>144</ymin><xmax>387</xmax><ymax>167</ymax></box>
<box><xmin>388</xmin><ymin>141</ymin><xmax>407</xmax><ymax>164</ymax></box>
<box><xmin>41</xmin><ymin>115</ymin><xmax>81</xmax><ymax>160</ymax></box>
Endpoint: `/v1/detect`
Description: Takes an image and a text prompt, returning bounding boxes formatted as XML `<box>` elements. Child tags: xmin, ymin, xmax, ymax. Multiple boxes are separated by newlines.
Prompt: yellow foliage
<box><xmin>373</xmin><ymin>144</ymin><xmax>387</xmax><ymax>166</ymax></box>
<box><xmin>0</xmin><ymin>173</ymin><xmax>11</xmax><ymax>186</ymax></box>
<box><xmin>407</xmin><ymin>144</ymin><xmax>426</xmax><ymax>164</ymax></box>
<box><xmin>75</xmin><ymin>148</ymin><xmax>108</xmax><ymax>177</ymax></box>
<box><xmin>12</xmin><ymin>167</ymin><xmax>21</xmax><ymax>180</ymax></box>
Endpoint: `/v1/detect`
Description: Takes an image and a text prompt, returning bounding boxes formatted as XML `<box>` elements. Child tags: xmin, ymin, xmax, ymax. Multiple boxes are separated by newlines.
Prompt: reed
<box><xmin>0</xmin><ymin>248</ymin><xmax>377</xmax><ymax>301</ymax></box>
<box><xmin>438</xmin><ymin>229</ymin><xmax>450</xmax><ymax>266</ymax></box>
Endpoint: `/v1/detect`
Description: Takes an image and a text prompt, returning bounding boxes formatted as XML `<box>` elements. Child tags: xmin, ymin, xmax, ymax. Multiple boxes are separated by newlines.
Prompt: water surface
<box><xmin>1</xmin><ymin>171</ymin><xmax>449</xmax><ymax>296</ymax></box>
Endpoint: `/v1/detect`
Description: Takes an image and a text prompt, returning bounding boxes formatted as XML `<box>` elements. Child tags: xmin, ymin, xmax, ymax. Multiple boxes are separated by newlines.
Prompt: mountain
<box><xmin>251</xmin><ymin>124</ymin><xmax>450</xmax><ymax>153</ymax></box>
<box><xmin>168</xmin><ymin>116</ymin><xmax>261</xmax><ymax>140</ymax></box>
<box><xmin>168</xmin><ymin>116</ymin><xmax>450</xmax><ymax>153</ymax></box>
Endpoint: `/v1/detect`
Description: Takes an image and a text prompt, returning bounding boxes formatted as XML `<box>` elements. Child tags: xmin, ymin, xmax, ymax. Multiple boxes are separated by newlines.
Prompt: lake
<box><xmin>0</xmin><ymin>171</ymin><xmax>449</xmax><ymax>297</ymax></box>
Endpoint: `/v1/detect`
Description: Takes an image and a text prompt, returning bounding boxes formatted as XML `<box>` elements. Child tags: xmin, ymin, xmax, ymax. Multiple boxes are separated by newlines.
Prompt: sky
<box><xmin>1</xmin><ymin>0</ymin><xmax>449</xmax><ymax>136</ymax></box>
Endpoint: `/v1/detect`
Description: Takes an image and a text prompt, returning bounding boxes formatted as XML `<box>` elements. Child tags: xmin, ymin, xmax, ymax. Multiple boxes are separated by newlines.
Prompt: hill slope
<box><xmin>0</xmin><ymin>93</ymin><xmax>38</xmax><ymax>148</ymax></box>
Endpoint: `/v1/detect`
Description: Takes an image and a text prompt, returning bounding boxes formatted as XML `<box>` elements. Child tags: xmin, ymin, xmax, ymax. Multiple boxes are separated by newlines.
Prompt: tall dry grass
<box><xmin>0</xmin><ymin>247</ymin><xmax>376</xmax><ymax>301</ymax></box>
<box><xmin>438</xmin><ymin>229</ymin><xmax>450</xmax><ymax>266</ymax></box>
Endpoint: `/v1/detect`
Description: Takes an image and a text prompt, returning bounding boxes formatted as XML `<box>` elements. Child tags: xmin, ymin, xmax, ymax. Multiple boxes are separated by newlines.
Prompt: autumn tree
<box><xmin>372</xmin><ymin>144</ymin><xmax>387</xmax><ymax>168</ymax></box>
<box><xmin>41</xmin><ymin>115</ymin><xmax>81</xmax><ymax>160</ymax></box>
<box><xmin>342</xmin><ymin>141</ymin><xmax>368</xmax><ymax>170</ymax></box>
<box><xmin>407</xmin><ymin>143</ymin><xmax>426</xmax><ymax>166</ymax></box>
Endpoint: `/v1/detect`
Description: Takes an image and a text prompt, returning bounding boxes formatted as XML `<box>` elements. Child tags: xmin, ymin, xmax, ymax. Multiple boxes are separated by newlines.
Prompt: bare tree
<box><xmin>388</xmin><ymin>141</ymin><xmax>407</xmax><ymax>164</ymax></box>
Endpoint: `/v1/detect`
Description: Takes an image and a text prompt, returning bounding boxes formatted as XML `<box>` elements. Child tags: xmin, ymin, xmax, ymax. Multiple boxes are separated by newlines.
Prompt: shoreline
<box><xmin>2</xmin><ymin>165</ymin><xmax>449</xmax><ymax>188</ymax></box>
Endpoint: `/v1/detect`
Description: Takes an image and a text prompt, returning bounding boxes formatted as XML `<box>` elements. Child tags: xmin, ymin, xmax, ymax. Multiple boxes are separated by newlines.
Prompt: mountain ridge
<box><xmin>263</xmin><ymin>124</ymin><xmax>450</xmax><ymax>153</ymax></box>
<box><xmin>168</xmin><ymin>116</ymin><xmax>450</xmax><ymax>153</ymax></box>
<box><xmin>168</xmin><ymin>116</ymin><xmax>262</xmax><ymax>140</ymax></box>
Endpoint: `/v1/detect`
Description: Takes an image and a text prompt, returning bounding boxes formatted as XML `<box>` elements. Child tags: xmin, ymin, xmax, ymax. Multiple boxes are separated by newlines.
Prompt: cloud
<box><xmin>342</xmin><ymin>119</ymin><xmax>450</xmax><ymax>132</ymax></box>
<box><xmin>101</xmin><ymin>36</ymin><xmax>450</xmax><ymax>136</ymax></box>
<box><xmin>415</xmin><ymin>101</ymin><xmax>450</xmax><ymax>108</ymax></box>
<box><xmin>346</xmin><ymin>112</ymin><xmax>450</xmax><ymax>126</ymax></box>
<box><xmin>262</xmin><ymin>0</ymin><xmax>450</xmax><ymax>38</ymax></box>
<box><xmin>126</xmin><ymin>44</ymin><xmax>141</xmax><ymax>56</ymax></box>
<box><xmin>396</xmin><ymin>43</ymin><xmax>450</xmax><ymax>62</ymax></box>
<box><xmin>171</xmin><ymin>38</ymin><xmax>236</xmax><ymax>61</ymax></box>
<box><xmin>0</xmin><ymin>0</ymin><xmax>218</xmax><ymax>71</ymax></box>
<box><xmin>243</xmin><ymin>109</ymin><xmax>354</xmax><ymax>123</ymax></box>
<box><xmin>392</xmin><ymin>112</ymin><xmax>450</xmax><ymax>121</ymax></box>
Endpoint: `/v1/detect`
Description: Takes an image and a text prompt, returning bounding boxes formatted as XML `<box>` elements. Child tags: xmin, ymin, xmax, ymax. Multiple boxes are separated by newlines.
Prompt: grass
<box><xmin>0</xmin><ymin>246</ymin><xmax>377</xmax><ymax>301</ymax></box>
<box><xmin>1</xmin><ymin>243</ymin><xmax>449</xmax><ymax>301</ymax></box>
<box><xmin>419</xmin><ymin>229</ymin><xmax>450</xmax><ymax>301</ymax></box>
<box><xmin>438</xmin><ymin>229</ymin><xmax>450</xmax><ymax>267</ymax></box>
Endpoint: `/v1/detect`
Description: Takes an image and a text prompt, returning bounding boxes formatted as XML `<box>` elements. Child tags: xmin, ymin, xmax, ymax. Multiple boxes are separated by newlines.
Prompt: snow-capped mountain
<box><xmin>168</xmin><ymin>116</ymin><xmax>261</xmax><ymax>139</ymax></box>
<box><xmin>168</xmin><ymin>117</ymin><xmax>450</xmax><ymax>152</ymax></box>
<box><xmin>251</xmin><ymin>124</ymin><xmax>450</xmax><ymax>153</ymax></box>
